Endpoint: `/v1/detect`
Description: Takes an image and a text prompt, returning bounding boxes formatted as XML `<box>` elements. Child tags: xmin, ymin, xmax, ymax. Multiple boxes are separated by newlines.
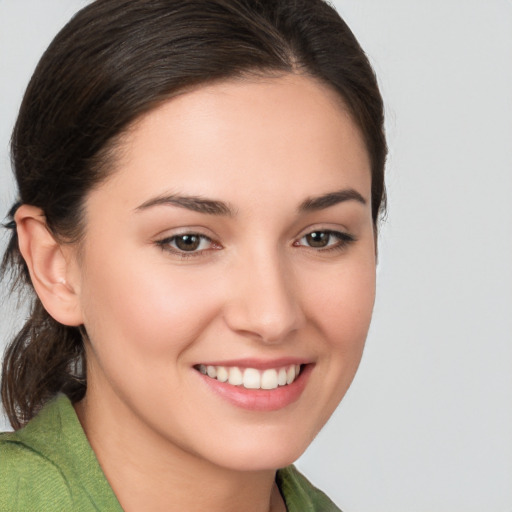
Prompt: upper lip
<box><xmin>194</xmin><ymin>357</ymin><xmax>312</xmax><ymax>370</ymax></box>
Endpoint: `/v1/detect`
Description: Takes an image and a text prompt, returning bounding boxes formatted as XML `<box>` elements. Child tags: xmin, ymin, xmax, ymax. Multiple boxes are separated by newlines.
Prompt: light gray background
<box><xmin>1</xmin><ymin>1</ymin><xmax>511</xmax><ymax>511</ymax></box>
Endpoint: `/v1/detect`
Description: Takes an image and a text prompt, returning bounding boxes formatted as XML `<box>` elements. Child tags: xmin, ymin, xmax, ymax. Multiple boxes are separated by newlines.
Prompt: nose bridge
<box><xmin>224</xmin><ymin>244</ymin><xmax>303</xmax><ymax>343</ymax></box>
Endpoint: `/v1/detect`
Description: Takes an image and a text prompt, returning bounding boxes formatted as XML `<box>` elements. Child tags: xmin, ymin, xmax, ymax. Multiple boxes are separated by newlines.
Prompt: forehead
<box><xmin>90</xmin><ymin>74</ymin><xmax>371</xmax><ymax>214</ymax></box>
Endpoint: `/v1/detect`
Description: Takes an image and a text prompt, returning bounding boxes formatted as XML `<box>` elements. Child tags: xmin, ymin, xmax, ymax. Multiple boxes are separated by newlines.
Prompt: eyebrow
<box><xmin>135</xmin><ymin>188</ymin><xmax>366</xmax><ymax>217</ymax></box>
<box><xmin>298</xmin><ymin>188</ymin><xmax>367</xmax><ymax>212</ymax></box>
<box><xmin>135</xmin><ymin>194</ymin><xmax>235</xmax><ymax>216</ymax></box>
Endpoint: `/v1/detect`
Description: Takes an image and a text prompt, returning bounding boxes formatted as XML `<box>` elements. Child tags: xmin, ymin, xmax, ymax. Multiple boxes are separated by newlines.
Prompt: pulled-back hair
<box><xmin>1</xmin><ymin>0</ymin><xmax>386</xmax><ymax>429</ymax></box>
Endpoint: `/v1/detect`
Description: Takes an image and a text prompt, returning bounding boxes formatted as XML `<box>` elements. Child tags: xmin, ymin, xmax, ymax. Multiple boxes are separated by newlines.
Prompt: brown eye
<box><xmin>295</xmin><ymin>230</ymin><xmax>356</xmax><ymax>251</ymax></box>
<box><xmin>305</xmin><ymin>231</ymin><xmax>330</xmax><ymax>248</ymax></box>
<box><xmin>174</xmin><ymin>234</ymin><xmax>201</xmax><ymax>251</ymax></box>
<box><xmin>156</xmin><ymin>233</ymin><xmax>215</xmax><ymax>255</ymax></box>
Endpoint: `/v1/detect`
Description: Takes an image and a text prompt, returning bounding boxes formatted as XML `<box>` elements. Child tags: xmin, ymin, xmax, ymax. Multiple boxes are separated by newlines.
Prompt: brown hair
<box><xmin>1</xmin><ymin>0</ymin><xmax>386</xmax><ymax>429</ymax></box>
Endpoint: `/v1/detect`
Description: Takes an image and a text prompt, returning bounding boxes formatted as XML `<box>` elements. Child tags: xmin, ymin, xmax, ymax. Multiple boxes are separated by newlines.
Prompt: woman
<box><xmin>0</xmin><ymin>0</ymin><xmax>386</xmax><ymax>510</ymax></box>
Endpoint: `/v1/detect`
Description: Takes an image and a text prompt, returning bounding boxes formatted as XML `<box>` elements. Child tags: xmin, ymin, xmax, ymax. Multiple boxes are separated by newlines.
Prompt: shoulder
<box><xmin>277</xmin><ymin>465</ymin><xmax>342</xmax><ymax>512</ymax></box>
<box><xmin>0</xmin><ymin>395</ymin><xmax>123</xmax><ymax>511</ymax></box>
<box><xmin>0</xmin><ymin>431</ymin><xmax>74</xmax><ymax>510</ymax></box>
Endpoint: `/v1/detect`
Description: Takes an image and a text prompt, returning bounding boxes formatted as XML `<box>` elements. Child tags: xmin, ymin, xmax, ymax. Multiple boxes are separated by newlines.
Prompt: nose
<box><xmin>223</xmin><ymin>249</ymin><xmax>305</xmax><ymax>344</ymax></box>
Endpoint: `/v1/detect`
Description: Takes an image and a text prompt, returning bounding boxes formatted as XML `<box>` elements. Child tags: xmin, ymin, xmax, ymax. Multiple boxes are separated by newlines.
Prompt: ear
<box><xmin>15</xmin><ymin>205</ymin><xmax>84</xmax><ymax>326</ymax></box>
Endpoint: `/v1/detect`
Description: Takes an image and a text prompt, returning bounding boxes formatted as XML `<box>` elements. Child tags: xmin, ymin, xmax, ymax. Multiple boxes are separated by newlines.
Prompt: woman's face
<box><xmin>72</xmin><ymin>74</ymin><xmax>376</xmax><ymax>471</ymax></box>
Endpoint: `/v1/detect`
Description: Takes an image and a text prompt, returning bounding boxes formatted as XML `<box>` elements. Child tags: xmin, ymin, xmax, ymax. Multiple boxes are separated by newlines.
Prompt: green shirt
<box><xmin>1</xmin><ymin>395</ymin><xmax>341</xmax><ymax>511</ymax></box>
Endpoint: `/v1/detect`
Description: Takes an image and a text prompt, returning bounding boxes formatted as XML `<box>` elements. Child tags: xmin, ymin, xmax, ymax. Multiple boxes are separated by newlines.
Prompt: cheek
<box><xmin>305</xmin><ymin>256</ymin><xmax>376</xmax><ymax>354</ymax></box>
<box><xmin>79</xmin><ymin>253</ymin><xmax>222</xmax><ymax>358</ymax></box>
<box><xmin>287</xmin><ymin>254</ymin><xmax>376</xmax><ymax>441</ymax></box>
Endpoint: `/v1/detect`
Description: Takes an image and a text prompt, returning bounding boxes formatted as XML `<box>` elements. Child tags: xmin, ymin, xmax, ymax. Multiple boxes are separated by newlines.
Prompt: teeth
<box><xmin>243</xmin><ymin>368</ymin><xmax>261</xmax><ymax>389</ymax></box>
<box><xmin>261</xmin><ymin>369</ymin><xmax>278</xmax><ymax>390</ymax></box>
<box><xmin>286</xmin><ymin>365</ymin><xmax>296</xmax><ymax>384</ymax></box>
<box><xmin>216</xmin><ymin>366</ymin><xmax>228</xmax><ymax>382</ymax></box>
<box><xmin>228</xmin><ymin>367</ymin><xmax>243</xmax><ymax>386</ymax></box>
<box><xmin>198</xmin><ymin>364</ymin><xmax>302</xmax><ymax>390</ymax></box>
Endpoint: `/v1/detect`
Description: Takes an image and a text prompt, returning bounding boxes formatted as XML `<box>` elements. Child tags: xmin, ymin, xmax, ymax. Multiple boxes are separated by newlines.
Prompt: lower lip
<box><xmin>196</xmin><ymin>364</ymin><xmax>313</xmax><ymax>412</ymax></box>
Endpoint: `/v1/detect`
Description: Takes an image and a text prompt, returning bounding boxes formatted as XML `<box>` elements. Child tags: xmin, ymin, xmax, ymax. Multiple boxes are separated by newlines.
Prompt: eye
<box><xmin>156</xmin><ymin>233</ymin><xmax>218</xmax><ymax>255</ymax></box>
<box><xmin>295</xmin><ymin>230</ymin><xmax>355</xmax><ymax>250</ymax></box>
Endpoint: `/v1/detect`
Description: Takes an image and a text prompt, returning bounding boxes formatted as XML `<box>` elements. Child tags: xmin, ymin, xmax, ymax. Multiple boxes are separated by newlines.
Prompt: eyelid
<box><xmin>293</xmin><ymin>222</ymin><xmax>354</xmax><ymax>240</ymax></box>
<box><xmin>152</xmin><ymin>224</ymin><xmax>217</xmax><ymax>239</ymax></box>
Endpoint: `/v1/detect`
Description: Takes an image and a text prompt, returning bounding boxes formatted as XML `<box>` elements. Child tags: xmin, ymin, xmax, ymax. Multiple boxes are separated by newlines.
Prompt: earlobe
<box><xmin>15</xmin><ymin>205</ymin><xmax>84</xmax><ymax>326</ymax></box>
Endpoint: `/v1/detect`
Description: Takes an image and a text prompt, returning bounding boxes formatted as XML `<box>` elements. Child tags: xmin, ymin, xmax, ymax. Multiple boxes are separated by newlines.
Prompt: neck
<box><xmin>74</xmin><ymin>387</ymin><xmax>286</xmax><ymax>512</ymax></box>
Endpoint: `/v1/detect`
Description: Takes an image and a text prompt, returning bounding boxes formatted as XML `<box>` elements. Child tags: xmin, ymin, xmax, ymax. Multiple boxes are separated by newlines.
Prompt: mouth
<box><xmin>193</xmin><ymin>361</ymin><xmax>312</xmax><ymax>411</ymax></box>
<box><xmin>194</xmin><ymin>363</ymin><xmax>302</xmax><ymax>390</ymax></box>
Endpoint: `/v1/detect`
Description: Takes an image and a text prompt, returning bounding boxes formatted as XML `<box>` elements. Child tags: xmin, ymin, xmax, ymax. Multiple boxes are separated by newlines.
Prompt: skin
<box><xmin>17</xmin><ymin>73</ymin><xmax>376</xmax><ymax>512</ymax></box>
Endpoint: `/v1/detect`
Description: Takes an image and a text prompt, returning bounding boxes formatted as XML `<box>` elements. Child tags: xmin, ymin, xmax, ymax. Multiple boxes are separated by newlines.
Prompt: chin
<box><xmin>215</xmin><ymin>450</ymin><xmax>304</xmax><ymax>473</ymax></box>
<box><xmin>201</xmin><ymin>427</ymin><xmax>317</xmax><ymax>472</ymax></box>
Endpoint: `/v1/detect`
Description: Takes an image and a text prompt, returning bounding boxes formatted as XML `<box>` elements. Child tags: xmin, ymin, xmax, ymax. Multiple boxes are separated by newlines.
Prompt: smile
<box><xmin>196</xmin><ymin>364</ymin><xmax>302</xmax><ymax>390</ymax></box>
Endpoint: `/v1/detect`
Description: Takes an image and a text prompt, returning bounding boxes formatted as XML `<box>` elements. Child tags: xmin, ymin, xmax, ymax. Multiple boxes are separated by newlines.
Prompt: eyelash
<box><xmin>155</xmin><ymin>233</ymin><xmax>218</xmax><ymax>259</ymax></box>
<box><xmin>294</xmin><ymin>230</ymin><xmax>356</xmax><ymax>252</ymax></box>
<box><xmin>155</xmin><ymin>229</ymin><xmax>356</xmax><ymax>259</ymax></box>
